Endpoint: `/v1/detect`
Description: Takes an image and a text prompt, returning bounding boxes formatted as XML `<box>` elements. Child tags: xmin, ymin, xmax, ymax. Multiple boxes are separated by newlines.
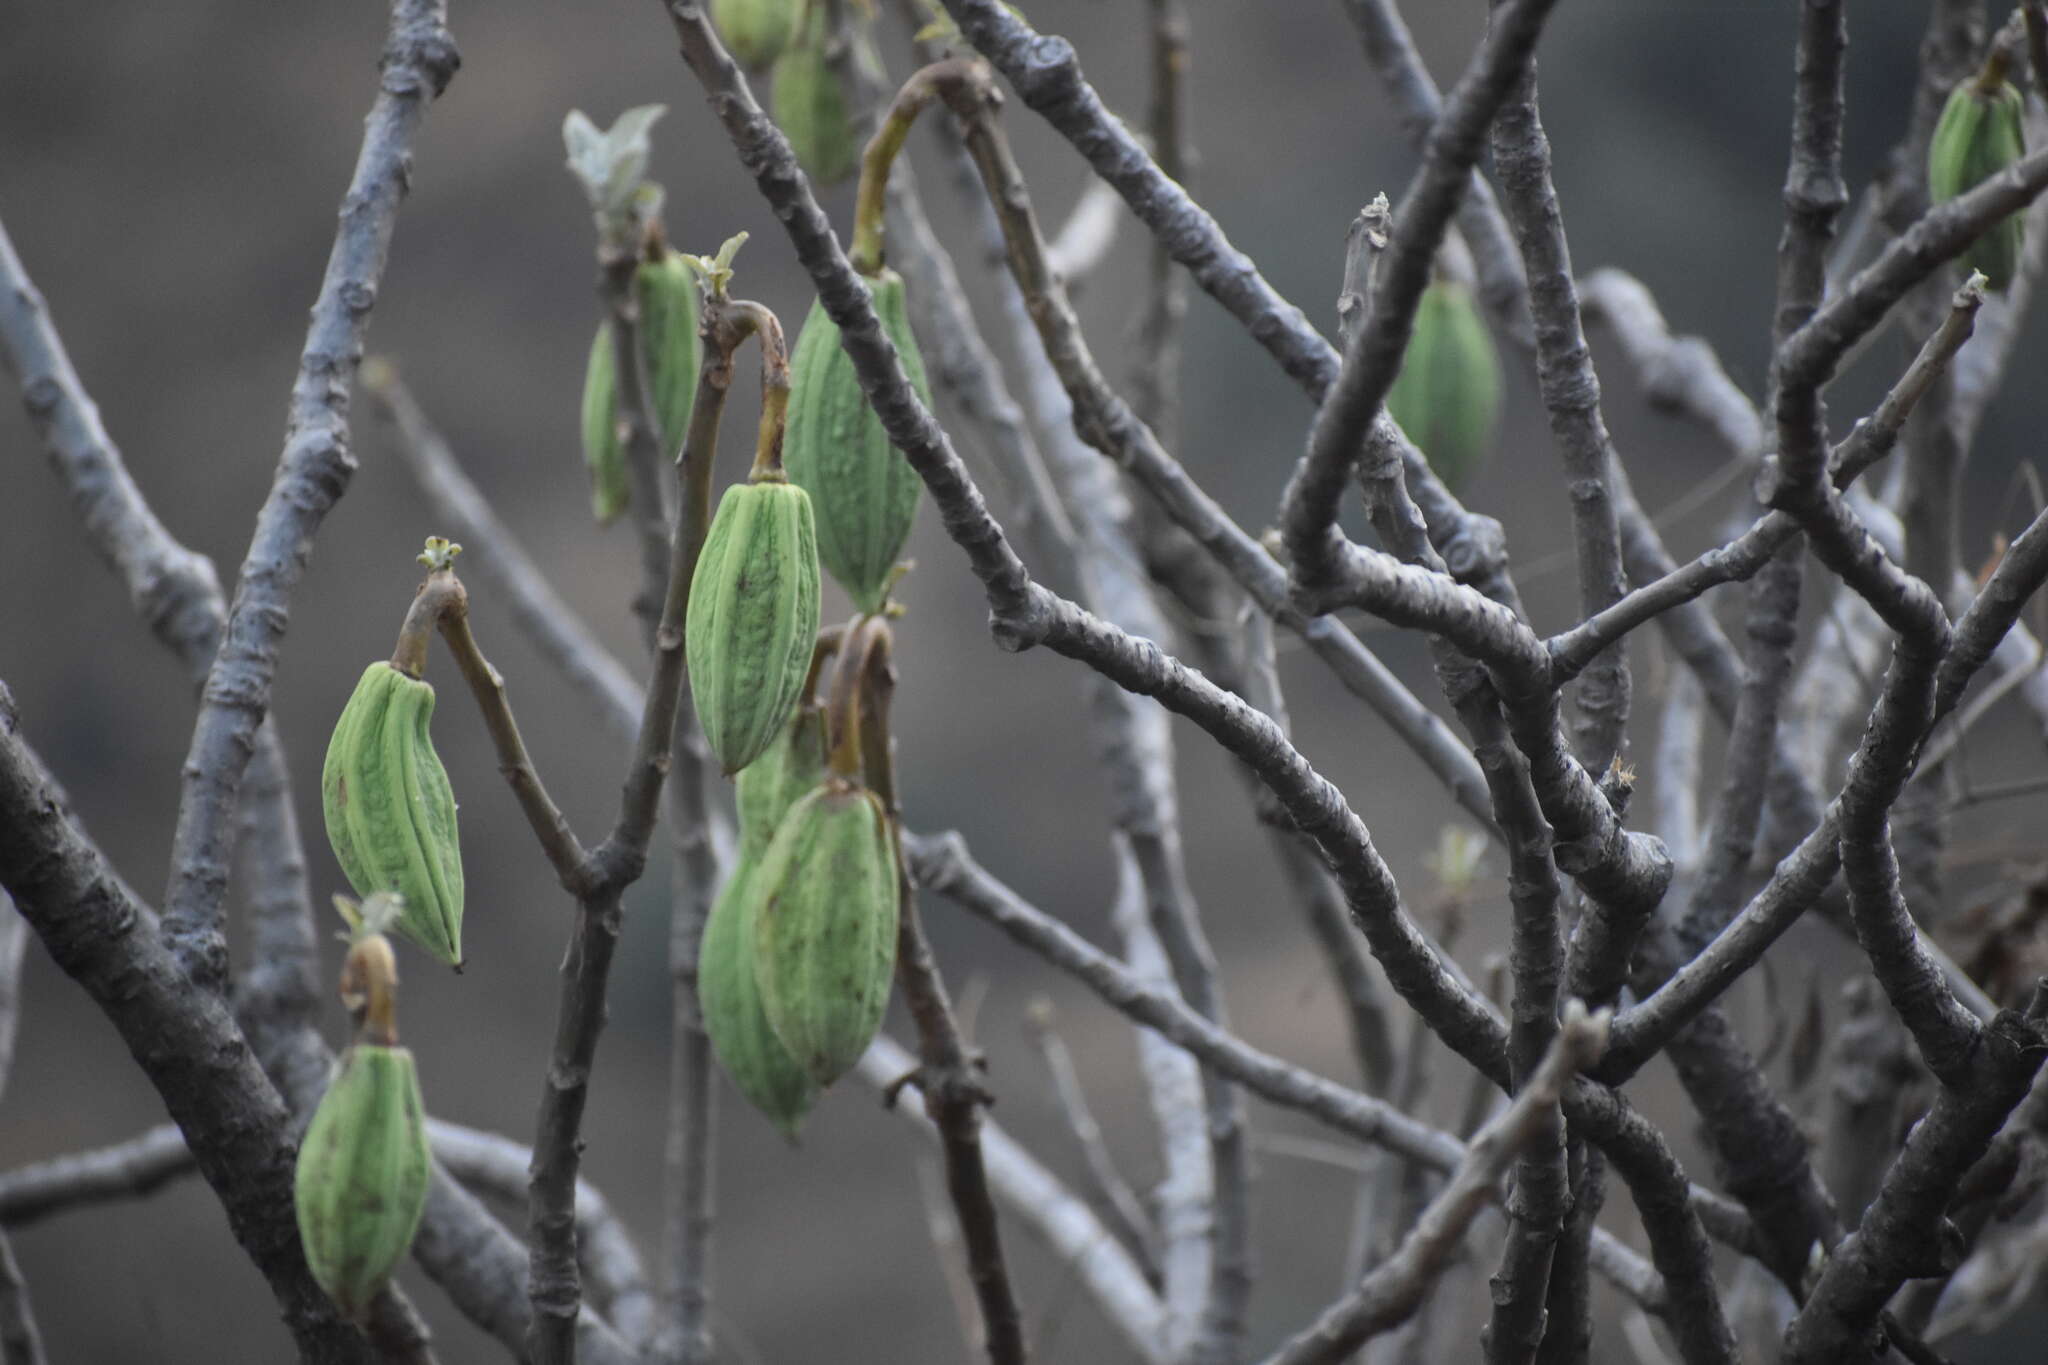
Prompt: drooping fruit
<box><xmin>784</xmin><ymin>272</ymin><xmax>929</xmax><ymax>612</ymax></box>
<box><xmin>294</xmin><ymin>1043</ymin><xmax>432</xmax><ymax>1322</ymax></box>
<box><xmin>322</xmin><ymin>662</ymin><xmax>465</xmax><ymax>966</ymax></box>
<box><xmin>751</xmin><ymin>780</ymin><xmax>900</xmax><ymax>1086</ymax></box>
<box><xmin>684</xmin><ymin>480</ymin><xmax>823</xmax><ymax>776</ymax></box>
<box><xmin>1385</xmin><ymin>277</ymin><xmax>1501</xmax><ymax>494</ymax></box>
<box><xmin>699</xmin><ymin>857</ymin><xmax>819</xmax><ymax>1137</ymax></box>
<box><xmin>771</xmin><ymin>9</ymin><xmax>858</xmax><ymax>186</ymax></box>
<box><xmin>637</xmin><ymin>249</ymin><xmax>703</xmax><ymax>457</ymax></box>
<box><xmin>735</xmin><ymin>701</ymin><xmax>830</xmax><ymax>858</ymax></box>
<box><xmin>713</xmin><ymin>0</ymin><xmax>797</xmax><ymax>70</ymax></box>
<box><xmin>1929</xmin><ymin>66</ymin><xmax>2028</xmax><ymax>290</ymax></box>
<box><xmin>578</xmin><ymin>251</ymin><xmax>703</xmax><ymax>524</ymax></box>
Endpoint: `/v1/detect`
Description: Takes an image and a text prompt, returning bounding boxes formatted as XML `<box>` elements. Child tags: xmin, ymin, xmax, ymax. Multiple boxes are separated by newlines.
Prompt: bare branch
<box><xmin>160</xmin><ymin>0</ymin><xmax>459</xmax><ymax>990</ymax></box>
<box><xmin>1257</xmin><ymin>1004</ymin><xmax>1610</xmax><ymax>1365</ymax></box>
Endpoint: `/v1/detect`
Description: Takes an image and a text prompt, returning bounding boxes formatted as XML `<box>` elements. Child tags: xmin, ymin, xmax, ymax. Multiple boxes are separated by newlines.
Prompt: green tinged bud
<box><xmin>713</xmin><ymin>0</ymin><xmax>797</xmax><ymax>70</ymax></box>
<box><xmin>751</xmin><ymin>781</ymin><xmax>900</xmax><ymax>1085</ymax></box>
<box><xmin>1386</xmin><ymin>278</ymin><xmax>1501</xmax><ymax>494</ymax></box>
<box><xmin>771</xmin><ymin>10</ymin><xmax>858</xmax><ymax>186</ymax></box>
<box><xmin>322</xmin><ymin>662</ymin><xmax>465</xmax><ymax>966</ymax></box>
<box><xmin>699</xmin><ymin>857</ymin><xmax>819</xmax><ymax>1137</ymax></box>
<box><xmin>294</xmin><ymin>1043</ymin><xmax>432</xmax><ymax>1322</ymax></box>
<box><xmin>580</xmin><ymin>325</ymin><xmax>628</xmax><ymax>525</ymax></box>
<box><xmin>578</xmin><ymin>252</ymin><xmax>703</xmax><ymax>525</ymax></box>
<box><xmin>685</xmin><ymin>481</ymin><xmax>824</xmax><ymax>775</ymax></box>
<box><xmin>784</xmin><ymin>272</ymin><xmax>929</xmax><ymax>613</ymax></box>
<box><xmin>1929</xmin><ymin>68</ymin><xmax>2028</xmax><ymax>290</ymax></box>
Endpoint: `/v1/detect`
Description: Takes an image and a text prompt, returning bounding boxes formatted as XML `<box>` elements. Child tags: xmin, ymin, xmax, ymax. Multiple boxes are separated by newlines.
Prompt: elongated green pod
<box><xmin>712</xmin><ymin>0</ymin><xmax>796</xmax><ymax>70</ymax></box>
<box><xmin>771</xmin><ymin>15</ymin><xmax>857</xmax><ymax>186</ymax></box>
<box><xmin>294</xmin><ymin>1044</ymin><xmax>432</xmax><ymax>1322</ymax></box>
<box><xmin>735</xmin><ymin>701</ymin><xmax>830</xmax><ymax>858</ymax></box>
<box><xmin>1385</xmin><ymin>278</ymin><xmax>1501</xmax><ymax>494</ymax></box>
<box><xmin>685</xmin><ymin>480</ymin><xmax>823</xmax><ymax>776</ymax></box>
<box><xmin>637</xmin><ymin>250</ymin><xmax>702</xmax><ymax>457</ymax></box>
<box><xmin>699</xmin><ymin>858</ymin><xmax>818</xmax><ymax>1137</ymax></box>
<box><xmin>580</xmin><ymin>325</ymin><xmax>628</xmax><ymax>525</ymax></box>
<box><xmin>752</xmin><ymin>781</ymin><xmax>900</xmax><ymax>1085</ymax></box>
<box><xmin>784</xmin><ymin>272</ymin><xmax>929</xmax><ymax>612</ymax></box>
<box><xmin>1930</xmin><ymin>71</ymin><xmax>2028</xmax><ymax>290</ymax></box>
<box><xmin>321</xmin><ymin>662</ymin><xmax>466</xmax><ymax>966</ymax></box>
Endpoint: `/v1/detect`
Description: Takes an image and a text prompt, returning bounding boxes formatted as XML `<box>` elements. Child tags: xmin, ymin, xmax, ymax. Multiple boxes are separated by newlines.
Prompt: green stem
<box><xmin>848</xmin><ymin>58</ymin><xmax>988</xmax><ymax>276</ymax></box>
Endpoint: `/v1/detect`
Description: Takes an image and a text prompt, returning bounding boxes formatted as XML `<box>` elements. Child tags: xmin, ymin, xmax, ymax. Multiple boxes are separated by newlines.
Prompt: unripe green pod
<box><xmin>637</xmin><ymin>250</ymin><xmax>703</xmax><ymax>457</ymax></box>
<box><xmin>735</xmin><ymin>702</ymin><xmax>829</xmax><ymax>858</ymax></box>
<box><xmin>321</xmin><ymin>662</ymin><xmax>466</xmax><ymax>966</ymax></box>
<box><xmin>784</xmin><ymin>272</ymin><xmax>929</xmax><ymax>613</ymax></box>
<box><xmin>1386</xmin><ymin>278</ymin><xmax>1501</xmax><ymax>494</ymax></box>
<box><xmin>685</xmin><ymin>480</ymin><xmax>823</xmax><ymax>776</ymax></box>
<box><xmin>580</xmin><ymin>325</ymin><xmax>629</xmax><ymax>526</ymax></box>
<box><xmin>578</xmin><ymin>253</ymin><xmax>702</xmax><ymax>525</ymax></box>
<box><xmin>1929</xmin><ymin>71</ymin><xmax>2028</xmax><ymax>290</ymax></box>
<box><xmin>713</xmin><ymin>0</ymin><xmax>796</xmax><ymax>70</ymax></box>
<box><xmin>699</xmin><ymin>857</ymin><xmax>819</xmax><ymax>1137</ymax></box>
<box><xmin>751</xmin><ymin>781</ymin><xmax>900</xmax><ymax>1085</ymax></box>
<box><xmin>294</xmin><ymin>1044</ymin><xmax>432</xmax><ymax>1322</ymax></box>
<box><xmin>771</xmin><ymin>16</ymin><xmax>857</xmax><ymax>186</ymax></box>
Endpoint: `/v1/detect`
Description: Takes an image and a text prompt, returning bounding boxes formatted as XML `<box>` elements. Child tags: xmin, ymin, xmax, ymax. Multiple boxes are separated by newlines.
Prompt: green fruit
<box><xmin>751</xmin><ymin>781</ymin><xmax>900</xmax><ymax>1085</ymax></box>
<box><xmin>322</xmin><ymin>662</ymin><xmax>465</xmax><ymax>967</ymax></box>
<box><xmin>713</xmin><ymin>0</ymin><xmax>796</xmax><ymax>69</ymax></box>
<box><xmin>638</xmin><ymin>250</ymin><xmax>703</xmax><ymax>458</ymax></box>
<box><xmin>771</xmin><ymin>17</ymin><xmax>857</xmax><ymax>186</ymax></box>
<box><xmin>1929</xmin><ymin>71</ymin><xmax>2028</xmax><ymax>290</ymax></box>
<box><xmin>735</xmin><ymin>701</ymin><xmax>829</xmax><ymax>858</ymax></box>
<box><xmin>1386</xmin><ymin>278</ymin><xmax>1501</xmax><ymax>494</ymax></box>
<box><xmin>784</xmin><ymin>272</ymin><xmax>929</xmax><ymax>612</ymax></box>
<box><xmin>581</xmin><ymin>325</ymin><xmax>628</xmax><ymax>525</ymax></box>
<box><xmin>685</xmin><ymin>480</ymin><xmax>823</xmax><ymax>776</ymax></box>
<box><xmin>699</xmin><ymin>858</ymin><xmax>819</xmax><ymax>1137</ymax></box>
<box><xmin>578</xmin><ymin>253</ymin><xmax>702</xmax><ymax>525</ymax></box>
<box><xmin>294</xmin><ymin>1044</ymin><xmax>432</xmax><ymax>1322</ymax></box>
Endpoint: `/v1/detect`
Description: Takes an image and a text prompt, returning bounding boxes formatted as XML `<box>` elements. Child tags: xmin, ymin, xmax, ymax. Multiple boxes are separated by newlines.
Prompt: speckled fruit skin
<box><xmin>683</xmin><ymin>480</ymin><xmax>823</xmax><ymax>777</ymax></box>
<box><xmin>699</xmin><ymin>856</ymin><xmax>819</xmax><ymax>1137</ymax></box>
<box><xmin>294</xmin><ymin>1045</ymin><xmax>432</xmax><ymax>1322</ymax></box>
<box><xmin>750</xmin><ymin>782</ymin><xmax>900</xmax><ymax>1086</ymax></box>
<box><xmin>321</xmin><ymin>662</ymin><xmax>465</xmax><ymax>966</ymax></box>
<box><xmin>783</xmin><ymin>272</ymin><xmax>929</xmax><ymax>613</ymax></box>
<box><xmin>712</xmin><ymin>0</ymin><xmax>796</xmax><ymax>70</ymax></box>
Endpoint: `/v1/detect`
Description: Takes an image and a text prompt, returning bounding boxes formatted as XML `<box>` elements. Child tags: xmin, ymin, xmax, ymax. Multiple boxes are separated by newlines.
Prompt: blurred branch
<box><xmin>160</xmin><ymin>0</ymin><xmax>459</xmax><ymax>992</ymax></box>
<box><xmin>1257</xmin><ymin>1004</ymin><xmax>1610</xmax><ymax>1365</ymax></box>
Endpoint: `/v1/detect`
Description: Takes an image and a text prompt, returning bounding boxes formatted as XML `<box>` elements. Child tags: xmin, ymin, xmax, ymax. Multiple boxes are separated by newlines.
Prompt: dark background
<box><xmin>2</xmin><ymin>3</ymin><xmax>2044</xmax><ymax>1361</ymax></box>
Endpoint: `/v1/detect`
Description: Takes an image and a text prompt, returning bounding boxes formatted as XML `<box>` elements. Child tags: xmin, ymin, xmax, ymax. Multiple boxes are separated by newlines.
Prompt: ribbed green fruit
<box><xmin>735</xmin><ymin>702</ymin><xmax>829</xmax><ymax>859</ymax></box>
<box><xmin>294</xmin><ymin>1045</ymin><xmax>432</xmax><ymax>1322</ymax></box>
<box><xmin>580</xmin><ymin>326</ymin><xmax>628</xmax><ymax>525</ymax></box>
<box><xmin>638</xmin><ymin>250</ymin><xmax>703</xmax><ymax>457</ymax></box>
<box><xmin>713</xmin><ymin>0</ymin><xmax>796</xmax><ymax>69</ymax></box>
<box><xmin>1386</xmin><ymin>278</ymin><xmax>1501</xmax><ymax>494</ymax></box>
<box><xmin>1929</xmin><ymin>72</ymin><xmax>2028</xmax><ymax>290</ymax></box>
<box><xmin>771</xmin><ymin>19</ymin><xmax>857</xmax><ymax>186</ymax></box>
<box><xmin>752</xmin><ymin>782</ymin><xmax>900</xmax><ymax>1085</ymax></box>
<box><xmin>699</xmin><ymin>857</ymin><xmax>819</xmax><ymax>1137</ymax></box>
<box><xmin>578</xmin><ymin>252</ymin><xmax>702</xmax><ymax>525</ymax></box>
<box><xmin>784</xmin><ymin>273</ymin><xmax>929</xmax><ymax>612</ymax></box>
<box><xmin>322</xmin><ymin>663</ymin><xmax>465</xmax><ymax>966</ymax></box>
<box><xmin>685</xmin><ymin>481</ymin><xmax>823</xmax><ymax>776</ymax></box>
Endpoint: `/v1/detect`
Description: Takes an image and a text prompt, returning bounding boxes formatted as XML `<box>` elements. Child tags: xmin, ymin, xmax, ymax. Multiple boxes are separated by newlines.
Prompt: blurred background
<box><xmin>3</xmin><ymin>2</ymin><xmax>2046</xmax><ymax>1361</ymax></box>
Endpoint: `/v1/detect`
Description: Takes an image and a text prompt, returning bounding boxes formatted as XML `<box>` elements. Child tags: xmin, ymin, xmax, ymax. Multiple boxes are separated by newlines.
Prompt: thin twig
<box><xmin>159</xmin><ymin>0</ymin><xmax>459</xmax><ymax>992</ymax></box>
<box><xmin>1256</xmin><ymin>1004</ymin><xmax>1611</xmax><ymax>1365</ymax></box>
